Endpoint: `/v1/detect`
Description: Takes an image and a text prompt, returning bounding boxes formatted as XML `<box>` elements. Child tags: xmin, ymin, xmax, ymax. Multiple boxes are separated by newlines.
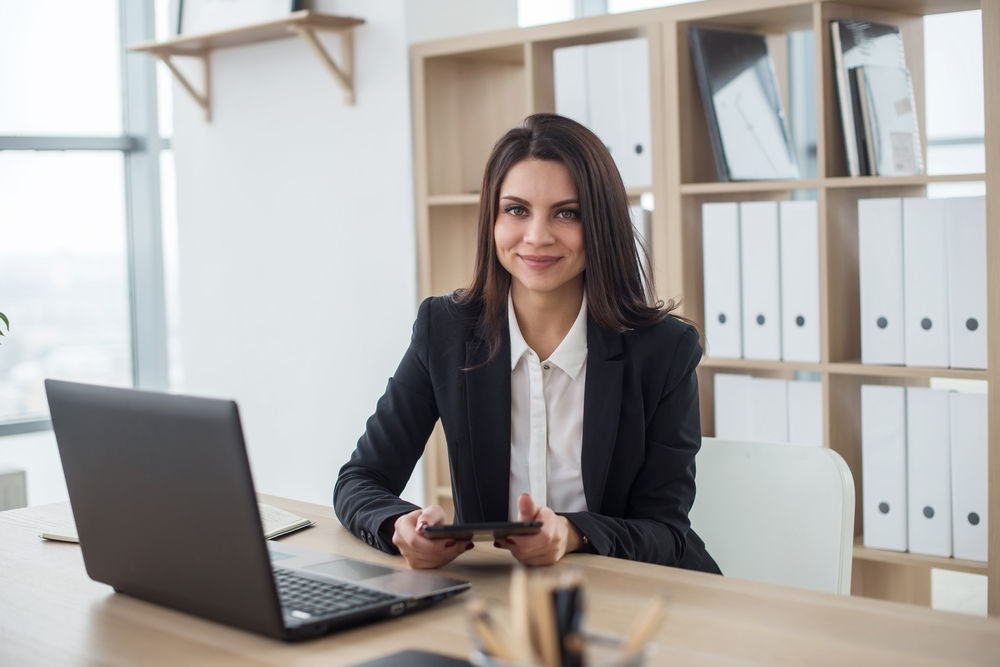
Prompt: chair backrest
<box><xmin>689</xmin><ymin>437</ymin><xmax>855</xmax><ymax>595</ymax></box>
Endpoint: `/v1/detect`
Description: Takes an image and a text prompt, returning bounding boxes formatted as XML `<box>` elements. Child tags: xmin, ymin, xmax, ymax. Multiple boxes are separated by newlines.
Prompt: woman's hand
<box><xmin>497</xmin><ymin>493</ymin><xmax>583</xmax><ymax>566</ymax></box>
<box><xmin>391</xmin><ymin>505</ymin><xmax>473</xmax><ymax>569</ymax></box>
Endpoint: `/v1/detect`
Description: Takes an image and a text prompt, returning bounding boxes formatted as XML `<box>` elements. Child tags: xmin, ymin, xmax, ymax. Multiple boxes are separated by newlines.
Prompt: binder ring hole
<box><xmin>718</xmin><ymin>313</ymin><xmax>727</xmax><ymax>324</ymax></box>
<box><xmin>795</xmin><ymin>315</ymin><xmax>805</xmax><ymax>327</ymax></box>
<box><xmin>923</xmin><ymin>506</ymin><xmax>935</xmax><ymax>519</ymax></box>
<box><xmin>634</xmin><ymin>144</ymin><xmax>643</xmax><ymax>154</ymax></box>
<box><xmin>756</xmin><ymin>314</ymin><xmax>765</xmax><ymax>326</ymax></box>
<box><xmin>876</xmin><ymin>317</ymin><xmax>888</xmax><ymax>329</ymax></box>
<box><xmin>878</xmin><ymin>502</ymin><xmax>889</xmax><ymax>514</ymax></box>
<box><xmin>969</xmin><ymin>512</ymin><xmax>980</xmax><ymax>526</ymax></box>
<box><xmin>967</xmin><ymin>318</ymin><xmax>979</xmax><ymax>331</ymax></box>
<box><xmin>921</xmin><ymin>318</ymin><xmax>932</xmax><ymax>331</ymax></box>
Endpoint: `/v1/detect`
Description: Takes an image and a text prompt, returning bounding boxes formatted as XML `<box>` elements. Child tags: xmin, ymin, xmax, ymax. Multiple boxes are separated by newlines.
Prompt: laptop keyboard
<box><xmin>273</xmin><ymin>568</ymin><xmax>397</xmax><ymax>618</ymax></box>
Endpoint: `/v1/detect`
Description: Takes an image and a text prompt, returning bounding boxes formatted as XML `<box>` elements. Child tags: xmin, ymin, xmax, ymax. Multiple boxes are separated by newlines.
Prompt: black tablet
<box><xmin>421</xmin><ymin>521</ymin><xmax>542</xmax><ymax>542</ymax></box>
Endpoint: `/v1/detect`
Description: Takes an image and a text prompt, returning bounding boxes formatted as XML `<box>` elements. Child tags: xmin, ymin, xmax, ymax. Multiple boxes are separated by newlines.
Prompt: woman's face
<box><xmin>494</xmin><ymin>159</ymin><xmax>586</xmax><ymax>302</ymax></box>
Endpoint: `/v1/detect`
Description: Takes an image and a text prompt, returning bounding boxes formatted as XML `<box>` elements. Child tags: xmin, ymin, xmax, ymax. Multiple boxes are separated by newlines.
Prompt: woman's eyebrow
<box><xmin>499</xmin><ymin>195</ymin><xmax>579</xmax><ymax>207</ymax></box>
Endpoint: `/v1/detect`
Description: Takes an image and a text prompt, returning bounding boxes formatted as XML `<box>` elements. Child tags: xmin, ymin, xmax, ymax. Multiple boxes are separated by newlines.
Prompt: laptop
<box><xmin>44</xmin><ymin>379</ymin><xmax>470</xmax><ymax>641</ymax></box>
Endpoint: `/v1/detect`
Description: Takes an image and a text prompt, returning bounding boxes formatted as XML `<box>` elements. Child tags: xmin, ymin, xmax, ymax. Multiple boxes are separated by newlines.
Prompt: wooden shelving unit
<box><xmin>410</xmin><ymin>0</ymin><xmax>998</xmax><ymax>614</ymax></box>
<box><xmin>128</xmin><ymin>10</ymin><xmax>364</xmax><ymax>120</ymax></box>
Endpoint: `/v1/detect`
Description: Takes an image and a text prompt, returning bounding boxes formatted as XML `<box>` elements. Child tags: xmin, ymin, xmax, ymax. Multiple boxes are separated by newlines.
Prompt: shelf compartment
<box><xmin>428</xmin><ymin>205</ymin><xmax>479</xmax><ymax>296</ymax></box>
<box><xmin>854</xmin><ymin>538</ymin><xmax>988</xmax><ymax>575</ymax></box>
<box><xmin>424</xmin><ymin>45</ymin><xmax>527</xmax><ymax>197</ymax></box>
<box><xmin>128</xmin><ymin>11</ymin><xmax>364</xmax><ymax>118</ymax></box>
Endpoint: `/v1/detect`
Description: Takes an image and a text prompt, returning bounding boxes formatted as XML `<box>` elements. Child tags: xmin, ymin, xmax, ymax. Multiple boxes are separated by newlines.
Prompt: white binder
<box><xmin>950</xmin><ymin>392</ymin><xmax>988</xmax><ymax>562</ymax></box>
<box><xmin>750</xmin><ymin>377</ymin><xmax>788</xmax><ymax>444</ymax></box>
<box><xmin>861</xmin><ymin>385</ymin><xmax>907</xmax><ymax>552</ymax></box>
<box><xmin>740</xmin><ymin>201</ymin><xmax>782</xmax><ymax>360</ymax></box>
<box><xmin>713</xmin><ymin>373</ymin><xmax>753</xmax><ymax>440</ymax></box>
<box><xmin>702</xmin><ymin>202</ymin><xmax>742</xmax><ymax>358</ymax></box>
<box><xmin>553</xmin><ymin>45</ymin><xmax>588</xmax><ymax>126</ymax></box>
<box><xmin>906</xmin><ymin>387</ymin><xmax>952</xmax><ymax>557</ymax></box>
<box><xmin>902</xmin><ymin>198</ymin><xmax>949</xmax><ymax>368</ymax></box>
<box><xmin>616</xmin><ymin>37</ymin><xmax>652</xmax><ymax>188</ymax></box>
<box><xmin>778</xmin><ymin>200</ymin><xmax>821</xmax><ymax>362</ymax></box>
<box><xmin>945</xmin><ymin>196</ymin><xmax>987</xmax><ymax>370</ymax></box>
<box><xmin>787</xmin><ymin>379</ymin><xmax>823</xmax><ymax>447</ymax></box>
<box><xmin>858</xmin><ymin>198</ymin><xmax>904</xmax><ymax>365</ymax></box>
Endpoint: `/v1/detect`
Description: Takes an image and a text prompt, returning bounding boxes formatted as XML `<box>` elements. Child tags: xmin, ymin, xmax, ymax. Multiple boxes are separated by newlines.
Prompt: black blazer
<box><xmin>334</xmin><ymin>296</ymin><xmax>720</xmax><ymax>574</ymax></box>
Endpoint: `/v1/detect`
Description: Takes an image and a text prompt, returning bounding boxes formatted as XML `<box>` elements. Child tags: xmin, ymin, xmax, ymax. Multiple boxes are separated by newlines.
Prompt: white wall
<box><xmin>173</xmin><ymin>1</ymin><xmax>515</xmax><ymax>509</ymax></box>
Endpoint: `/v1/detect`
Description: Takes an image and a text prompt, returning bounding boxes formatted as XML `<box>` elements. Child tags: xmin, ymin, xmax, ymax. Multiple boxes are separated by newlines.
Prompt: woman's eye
<box><xmin>505</xmin><ymin>205</ymin><xmax>527</xmax><ymax>216</ymax></box>
<box><xmin>556</xmin><ymin>209</ymin><xmax>580</xmax><ymax>220</ymax></box>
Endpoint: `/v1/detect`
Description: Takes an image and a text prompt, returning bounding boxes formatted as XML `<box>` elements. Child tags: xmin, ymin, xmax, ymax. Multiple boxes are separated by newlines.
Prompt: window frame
<box><xmin>0</xmin><ymin>0</ymin><xmax>168</xmax><ymax>437</ymax></box>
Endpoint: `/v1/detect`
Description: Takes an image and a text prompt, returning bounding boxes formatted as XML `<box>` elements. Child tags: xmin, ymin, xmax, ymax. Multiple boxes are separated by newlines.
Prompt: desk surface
<box><xmin>2</xmin><ymin>495</ymin><xmax>998</xmax><ymax>666</ymax></box>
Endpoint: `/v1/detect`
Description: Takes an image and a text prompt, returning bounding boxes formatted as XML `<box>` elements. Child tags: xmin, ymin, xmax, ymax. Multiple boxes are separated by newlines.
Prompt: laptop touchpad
<box><xmin>304</xmin><ymin>559</ymin><xmax>395</xmax><ymax>581</ymax></box>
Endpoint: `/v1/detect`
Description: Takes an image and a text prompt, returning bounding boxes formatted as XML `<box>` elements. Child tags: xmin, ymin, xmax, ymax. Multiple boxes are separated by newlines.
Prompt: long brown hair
<box><xmin>458</xmin><ymin>113</ymin><xmax>679</xmax><ymax>362</ymax></box>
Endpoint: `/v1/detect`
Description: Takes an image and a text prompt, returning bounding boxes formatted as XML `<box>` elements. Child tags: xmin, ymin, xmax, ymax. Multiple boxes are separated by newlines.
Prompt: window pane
<box><xmin>924</xmin><ymin>11</ymin><xmax>984</xmax><ymax>141</ymax></box>
<box><xmin>0</xmin><ymin>152</ymin><xmax>132</xmax><ymax>423</ymax></box>
<box><xmin>0</xmin><ymin>0</ymin><xmax>122</xmax><ymax>136</ymax></box>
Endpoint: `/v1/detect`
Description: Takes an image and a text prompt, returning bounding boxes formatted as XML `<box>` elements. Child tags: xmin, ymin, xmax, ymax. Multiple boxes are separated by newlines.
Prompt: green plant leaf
<box><xmin>0</xmin><ymin>312</ymin><xmax>7</xmax><ymax>330</ymax></box>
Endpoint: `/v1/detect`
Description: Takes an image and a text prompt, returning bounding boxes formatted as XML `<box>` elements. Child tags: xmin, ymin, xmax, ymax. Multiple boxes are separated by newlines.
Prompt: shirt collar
<box><xmin>508</xmin><ymin>292</ymin><xmax>589</xmax><ymax>380</ymax></box>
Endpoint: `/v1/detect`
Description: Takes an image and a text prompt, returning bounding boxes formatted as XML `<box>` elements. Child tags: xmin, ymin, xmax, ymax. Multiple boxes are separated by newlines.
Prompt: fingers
<box><xmin>391</xmin><ymin>508</ymin><xmax>472</xmax><ymax>570</ymax></box>
<box><xmin>496</xmin><ymin>506</ymin><xmax>567</xmax><ymax>566</ymax></box>
<box><xmin>516</xmin><ymin>493</ymin><xmax>539</xmax><ymax>522</ymax></box>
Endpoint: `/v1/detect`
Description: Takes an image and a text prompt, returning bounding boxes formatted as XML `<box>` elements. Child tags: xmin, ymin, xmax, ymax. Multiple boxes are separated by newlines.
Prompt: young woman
<box><xmin>335</xmin><ymin>114</ymin><xmax>719</xmax><ymax>574</ymax></box>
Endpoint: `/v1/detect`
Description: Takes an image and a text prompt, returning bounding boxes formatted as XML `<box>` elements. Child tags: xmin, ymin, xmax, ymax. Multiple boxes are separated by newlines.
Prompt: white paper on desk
<box><xmin>858</xmin><ymin>198</ymin><xmax>905</xmax><ymax>365</ymax></box>
<box><xmin>861</xmin><ymin>384</ymin><xmax>907</xmax><ymax>552</ymax></box>
<box><xmin>950</xmin><ymin>392</ymin><xmax>988</xmax><ymax>562</ymax></box>
<box><xmin>945</xmin><ymin>196</ymin><xmax>987</xmax><ymax>370</ymax></box>
<box><xmin>779</xmin><ymin>200</ymin><xmax>820</xmax><ymax>362</ymax></box>
<box><xmin>906</xmin><ymin>387</ymin><xmax>952</xmax><ymax>558</ymax></box>
<box><xmin>702</xmin><ymin>202</ymin><xmax>742</xmax><ymax>358</ymax></box>
<box><xmin>740</xmin><ymin>201</ymin><xmax>782</xmax><ymax>361</ymax></box>
<box><xmin>903</xmin><ymin>198</ymin><xmax>949</xmax><ymax>368</ymax></box>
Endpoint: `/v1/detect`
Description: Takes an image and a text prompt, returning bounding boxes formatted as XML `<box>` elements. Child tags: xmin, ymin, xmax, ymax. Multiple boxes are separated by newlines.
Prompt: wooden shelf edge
<box><xmin>127</xmin><ymin>11</ymin><xmax>363</xmax><ymax>55</ymax></box>
<box><xmin>828</xmin><ymin>362</ymin><xmax>988</xmax><ymax>380</ymax></box>
<box><xmin>434</xmin><ymin>486</ymin><xmax>453</xmax><ymax>499</ymax></box>
<box><xmin>824</xmin><ymin>173</ymin><xmax>987</xmax><ymax>188</ymax></box>
<box><xmin>853</xmin><ymin>538</ymin><xmax>988</xmax><ymax>575</ymax></box>
<box><xmin>698</xmin><ymin>357</ymin><xmax>988</xmax><ymax>380</ymax></box>
<box><xmin>699</xmin><ymin>357</ymin><xmax>823</xmax><ymax>373</ymax></box>
<box><xmin>679</xmin><ymin>173</ymin><xmax>986</xmax><ymax>195</ymax></box>
<box><xmin>680</xmin><ymin>179</ymin><xmax>820</xmax><ymax>194</ymax></box>
<box><xmin>427</xmin><ymin>194</ymin><xmax>480</xmax><ymax>206</ymax></box>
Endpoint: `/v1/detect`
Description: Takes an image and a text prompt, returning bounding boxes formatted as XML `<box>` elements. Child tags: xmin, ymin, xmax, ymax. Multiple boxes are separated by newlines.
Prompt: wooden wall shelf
<box><xmin>411</xmin><ymin>0</ymin><xmax>998</xmax><ymax>615</ymax></box>
<box><xmin>853</xmin><ymin>538</ymin><xmax>988</xmax><ymax>576</ymax></box>
<box><xmin>127</xmin><ymin>10</ymin><xmax>364</xmax><ymax>120</ymax></box>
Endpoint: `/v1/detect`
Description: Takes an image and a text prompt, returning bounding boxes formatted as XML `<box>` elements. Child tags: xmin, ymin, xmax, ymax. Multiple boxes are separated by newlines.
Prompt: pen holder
<box><xmin>470</xmin><ymin>632</ymin><xmax>649</xmax><ymax>667</ymax></box>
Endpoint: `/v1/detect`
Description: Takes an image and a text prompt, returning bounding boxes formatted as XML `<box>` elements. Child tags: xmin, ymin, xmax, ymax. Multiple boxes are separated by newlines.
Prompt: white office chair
<box><xmin>689</xmin><ymin>437</ymin><xmax>855</xmax><ymax>595</ymax></box>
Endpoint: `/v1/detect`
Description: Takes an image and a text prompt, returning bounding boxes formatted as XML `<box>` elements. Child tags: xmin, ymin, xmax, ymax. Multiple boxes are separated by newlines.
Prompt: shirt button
<box><xmin>543</xmin><ymin>364</ymin><xmax>551</xmax><ymax>370</ymax></box>
<box><xmin>367</xmin><ymin>533</ymin><xmax>373</xmax><ymax>545</ymax></box>
<box><xmin>359</xmin><ymin>529</ymin><xmax>366</xmax><ymax>540</ymax></box>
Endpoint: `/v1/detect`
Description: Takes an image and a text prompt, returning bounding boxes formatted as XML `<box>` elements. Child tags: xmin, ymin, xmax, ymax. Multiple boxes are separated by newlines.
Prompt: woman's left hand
<box><xmin>496</xmin><ymin>493</ymin><xmax>584</xmax><ymax>566</ymax></box>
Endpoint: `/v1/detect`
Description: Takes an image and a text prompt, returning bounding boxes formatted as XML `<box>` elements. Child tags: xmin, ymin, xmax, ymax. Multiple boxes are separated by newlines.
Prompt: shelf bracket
<box><xmin>156</xmin><ymin>52</ymin><xmax>212</xmax><ymax>122</ymax></box>
<box><xmin>290</xmin><ymin>25</ymin><xmax>355</xmax><ymax>105</ymax></box>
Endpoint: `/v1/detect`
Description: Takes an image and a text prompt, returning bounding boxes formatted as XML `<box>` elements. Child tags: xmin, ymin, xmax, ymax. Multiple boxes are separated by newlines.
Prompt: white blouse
<box><xmin>507</xmin><ymin>292</ymin><xmax>589</xmax><ymax>520</ymax></box>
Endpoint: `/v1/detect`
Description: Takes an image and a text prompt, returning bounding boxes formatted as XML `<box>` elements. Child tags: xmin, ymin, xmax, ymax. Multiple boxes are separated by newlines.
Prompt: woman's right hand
<box><xmin>391</xmin><ymin>505</ymin><xmax>473</xmax><ymax>569</ymax></box>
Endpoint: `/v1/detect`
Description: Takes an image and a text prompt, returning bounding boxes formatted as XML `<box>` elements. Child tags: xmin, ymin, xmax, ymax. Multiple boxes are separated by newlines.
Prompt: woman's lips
<box><xmin>519</xmin><ymin>255</ymin><xmax>561</xmax><ymax>270</ymax></box>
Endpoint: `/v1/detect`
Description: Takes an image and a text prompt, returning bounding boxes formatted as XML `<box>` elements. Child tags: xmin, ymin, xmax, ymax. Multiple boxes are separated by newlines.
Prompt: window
<box><xmin>0</xmin><ymin>0</ymin><xmax>174</xmax><ymax>435</ymax></box>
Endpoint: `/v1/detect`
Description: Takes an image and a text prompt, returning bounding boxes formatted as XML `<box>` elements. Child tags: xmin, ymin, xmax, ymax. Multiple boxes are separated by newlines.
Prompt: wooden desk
<box><xmin>2</xmin><ymin>496</ymin><xmax>998</xmax><ymax>666</ymax></box>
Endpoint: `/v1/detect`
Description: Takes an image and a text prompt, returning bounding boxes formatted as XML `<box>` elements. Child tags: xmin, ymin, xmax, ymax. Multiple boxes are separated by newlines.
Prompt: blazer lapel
<box><xmin>582</xmin><ymin>317</ymin><xmax>624</xmax><ymax>513</ymax></box>
<box><xmin>465</xmin><ymin>319</ymin><xmax>511</xmax><ymax>522</ymax></box>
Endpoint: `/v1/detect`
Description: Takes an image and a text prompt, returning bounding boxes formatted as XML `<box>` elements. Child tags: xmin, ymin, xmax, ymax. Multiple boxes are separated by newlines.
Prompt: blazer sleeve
<box><xmin>333</xmin><ymin>297</ymin><xmax>440</xmax><ymax>555</ymax></box>
<box><xmin>560</xmin><ymin>324</ymin><xmax>703</xmax><ymax>567</ymax></box>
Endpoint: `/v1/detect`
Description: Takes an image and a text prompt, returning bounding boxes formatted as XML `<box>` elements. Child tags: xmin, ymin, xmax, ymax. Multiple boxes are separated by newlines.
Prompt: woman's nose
<box><xmin>523</xmin><ymin>216</ymin><xmax>554</xmax><ymax>246</ymax></box>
